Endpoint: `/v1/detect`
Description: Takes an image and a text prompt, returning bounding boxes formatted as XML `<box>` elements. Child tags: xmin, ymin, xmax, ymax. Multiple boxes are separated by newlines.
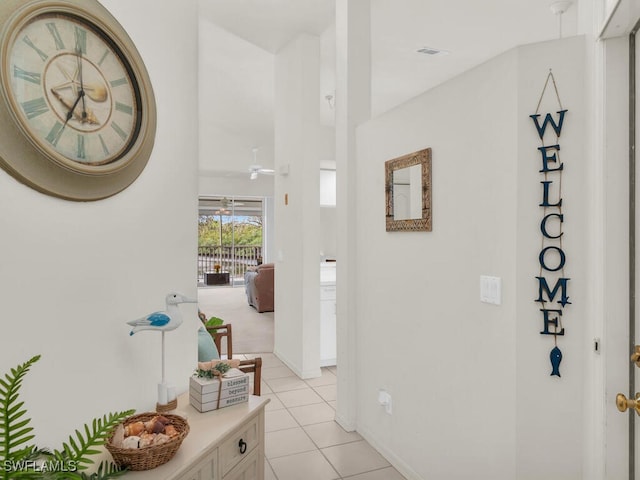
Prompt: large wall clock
<box><xmin>0</xmin><ymin>0</ymin><xmax>156</xmax><ymax>201</ymax></box>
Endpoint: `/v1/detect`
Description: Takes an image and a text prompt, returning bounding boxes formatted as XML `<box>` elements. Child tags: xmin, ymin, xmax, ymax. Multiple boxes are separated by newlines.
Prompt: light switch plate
<box><xmin>480</xmin><ymin>275</ymin><xmax>502</xmax><ymax>305</ymax></box>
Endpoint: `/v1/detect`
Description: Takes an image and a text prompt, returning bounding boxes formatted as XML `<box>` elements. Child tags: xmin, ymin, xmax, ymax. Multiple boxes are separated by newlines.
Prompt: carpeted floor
<box><xmin>197</xmin><ymin>286</ymin><xmax>274</xmax><ymax>355</ymax></box>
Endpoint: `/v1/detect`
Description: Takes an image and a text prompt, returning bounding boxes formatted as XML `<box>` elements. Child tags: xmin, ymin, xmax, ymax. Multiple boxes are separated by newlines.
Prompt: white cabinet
<box><xmin>320</xmin><ymin>284</ymin><xmax>336</xmax><ymax>366</ymax></box>
<box><xmin>223</xmin><ymin>448</ymin><xmax>260</xmax><ymax>480</ymax></box>
<box><xmin>179</xmin><ymin>454</ymin><xmax>216</xmax><ymax>480</ymax></box>
<box><xmin>219</xmin><ymin>414</ymin><xmax>260</xmax><ymax>477</ymax></box>
<box><xmin>320</xmin><ymin>262</ymin><xmax>337</xmax><ymax>366</ymax></box>
<box><xmin>122</xmin><ymin>394</ymin><xmax>268</xmax><ymax>480</ymax></box>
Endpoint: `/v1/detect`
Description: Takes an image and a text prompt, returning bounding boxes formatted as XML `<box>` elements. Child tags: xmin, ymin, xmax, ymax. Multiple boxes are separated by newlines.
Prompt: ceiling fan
<box><xmin>220</xmin><ymin>197</ymin><xmax>244</xmax><ymax>208</ymax></box>
<box><xmin>249</xmin><ymin>147</ymin><xmax>275</xmax><ymax>180</ymax></box>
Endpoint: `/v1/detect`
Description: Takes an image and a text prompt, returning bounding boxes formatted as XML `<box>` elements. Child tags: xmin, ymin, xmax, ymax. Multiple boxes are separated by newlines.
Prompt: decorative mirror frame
<box><xmin>385</xmin><ymin>147</ymin><xmax>432</xmax><ymax>232</ymax></box>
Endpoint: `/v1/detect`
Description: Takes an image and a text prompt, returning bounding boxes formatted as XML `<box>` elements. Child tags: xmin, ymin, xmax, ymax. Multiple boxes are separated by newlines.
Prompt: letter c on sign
<box><xmin>540</xmin><ymin>213</ymin><xmax>564</xmax><ymax>239</ymax></box>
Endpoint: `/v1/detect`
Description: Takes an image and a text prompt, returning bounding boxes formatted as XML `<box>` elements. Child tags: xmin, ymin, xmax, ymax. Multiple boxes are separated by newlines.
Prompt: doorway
<box><xmin>600</xmin><ymin>5</ymin><xmax>640</xmax><ymax>479</ymax></box>
<box><xmin>198</xmin><ymin>196</ymin><xmax>265</xmax><ymax>287</ymax></box>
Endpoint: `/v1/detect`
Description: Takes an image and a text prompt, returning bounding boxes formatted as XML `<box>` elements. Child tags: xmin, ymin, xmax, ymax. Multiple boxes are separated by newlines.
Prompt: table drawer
<box><xmin>178</xmin><ymin>451</ymin><xmax>217</xmax><ymax>480</ymax></box>
<box><xmin>219</xmin><ymin>414</ymin><xmax>260</xmax><ymax>476</ymax></box>
<box><xmin>222</xmin><ymin>447</ymin><xmax>259</xmax><ymax>480</ymax></box>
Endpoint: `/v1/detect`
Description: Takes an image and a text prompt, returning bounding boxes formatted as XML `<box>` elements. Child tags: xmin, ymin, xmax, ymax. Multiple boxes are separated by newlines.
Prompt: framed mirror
<box><xmin>385</xmin><ymin>148</ymin><xmax>432</xmax><ymax>232</ymax></box>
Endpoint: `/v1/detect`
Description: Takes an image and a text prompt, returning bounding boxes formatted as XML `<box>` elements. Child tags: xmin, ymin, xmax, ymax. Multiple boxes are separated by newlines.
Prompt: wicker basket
<box><xmin>106</xmin><ymin>413</ymin><xmax>189</xmax><ymax>471</ymax></box>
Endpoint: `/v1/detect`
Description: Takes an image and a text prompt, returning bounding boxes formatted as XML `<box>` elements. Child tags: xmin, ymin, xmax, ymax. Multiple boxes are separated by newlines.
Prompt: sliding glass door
<box><xmin>198</xmin><ymin>196</ymin><xmax>264</xmax><ymax>287</ymax></box>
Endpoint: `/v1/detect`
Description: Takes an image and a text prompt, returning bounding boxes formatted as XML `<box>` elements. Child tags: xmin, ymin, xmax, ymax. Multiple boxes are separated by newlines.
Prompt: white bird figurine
<box><xmin>127</xmin><ymin>292</ymin><xmax>197</xmax><ymax>335</ymax></box>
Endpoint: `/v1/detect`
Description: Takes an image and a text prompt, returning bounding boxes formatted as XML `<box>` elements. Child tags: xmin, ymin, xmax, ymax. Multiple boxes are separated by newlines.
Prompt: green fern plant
<box><xmin>0</xmin><ymin>355</ymin><xmax>135</xmax><ymax>480</ymax></box>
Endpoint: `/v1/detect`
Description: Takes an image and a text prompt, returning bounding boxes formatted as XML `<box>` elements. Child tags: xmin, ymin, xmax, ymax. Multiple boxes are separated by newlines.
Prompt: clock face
<box><xmin>3</xmin><ymin>11</ymin><xmax>141</xmax><ymax>172</ymax></box>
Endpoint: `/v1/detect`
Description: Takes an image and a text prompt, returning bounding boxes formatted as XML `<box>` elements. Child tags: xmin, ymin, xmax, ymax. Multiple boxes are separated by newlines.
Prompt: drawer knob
<box><xmin>238</xmin><ymin>438</ymin><xmax>247</xmax><ymax>454</ymax></box>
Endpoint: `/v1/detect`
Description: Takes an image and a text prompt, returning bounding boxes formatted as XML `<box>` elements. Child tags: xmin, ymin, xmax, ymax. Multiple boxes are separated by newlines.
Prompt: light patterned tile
<box><xmin>263</xmin><ymin>393</ymin><xmax>285</xmax><ymax>411</ymax></box>
<box><xmin>303</xmin><ymin>421</ymin><xmax>362</xmax><ymax>448</ymax></box>
<box><xmin>276</xmin><ymin>388</ymin><xmax>324</xmax><ymax>408</ymax></box>
<box><xmin>344</xmin><ymin>466</ymin><xmax>407</xmax><ymax>480</ymax></box>
<box><xmin>261</xmin><ymin>380</ymin><xmax>273</xmax><ymax>395</ymax></box>
<box><xmin>262</xmin><ymin>365</ymin><xmax>297</xmax><ymax>380</ymax></box>
<box><xmin>265</xmin><ymin>459</ymin><xmax>277</xmax><ymax>480</ymax></box>
<box><xmin>288</xmin><ymin>402</ymin><xmax>336</xmax><ymax>426</ymax></box>
<box><xmin>248</xmin><ymin>352</ymin><xmax>286</xmax><ymax>369</ymax></box>
<box><xmin>265</xmin><ymin>427</ymin><xmax>316</xmax><ymax>459</ymax></box>
<box><xmin>270</xmin><ymin>450</ymin><xmax>340</xmax><ymax>480</ymax></box>
<box><xmin>242</xmin><ymin>353</ymin><xmax>262</xmax><ymax>359</ymax></box>
<box><xmin>322</xmin><ymin>440</ymin><xmax>390</xmax><ymax>477</ymax></box>
<box><xmin>305</xmin><ymin>369</ymin><xmax>337</xmax><ymax>387</ymax></box>
<box><xmin>266</xmin><ymin>376</ymin><xmax>309</xmax><ymax>393</ymax></box>
<box><xmin>313</xmin><ymin>384</ymin><xmax>337</xmax><ymax>402</ymax></box>
<box><xmin>266</xmin><ymin>408</ymin><xmax>299</xmax><ymax>432</ymax></box>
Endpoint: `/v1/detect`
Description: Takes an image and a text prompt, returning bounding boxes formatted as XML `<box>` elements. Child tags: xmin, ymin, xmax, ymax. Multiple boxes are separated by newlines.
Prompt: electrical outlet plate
<box><xmin>480</xmin><ymin>275</ymin><xmax>502</xmax><ymax>305</ymax></box>
<box><xmin>378</xmin><ymin>390</ymin><xmax>392</xmax><ymax>415</ymax></box>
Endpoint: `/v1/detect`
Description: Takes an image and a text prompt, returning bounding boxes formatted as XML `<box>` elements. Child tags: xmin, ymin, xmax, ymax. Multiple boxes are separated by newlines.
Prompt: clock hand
<box><xmin>51</xmin><ymin>89</ymin><xmax>100</xmax><ymax>125</ymax></box>
<box><xmin>76</xmin><ymin>46</ymin><xmax>88</xmax><ymax>123</ymax></box>
<box><xmin>62</xmin><ymin>90</ymin><xmax>84</xmax><ymax>128</ymax></box>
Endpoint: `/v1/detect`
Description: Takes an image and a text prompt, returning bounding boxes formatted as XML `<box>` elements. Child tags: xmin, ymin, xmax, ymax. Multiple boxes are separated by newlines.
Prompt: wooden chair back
<box><xmin>206</xmin><ymin>323</ymin><xmax>262</xmax><ymax>396</ymax></box>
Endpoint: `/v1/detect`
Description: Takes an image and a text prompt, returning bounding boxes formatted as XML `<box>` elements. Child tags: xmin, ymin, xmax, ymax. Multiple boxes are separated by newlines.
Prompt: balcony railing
<box><xmin>198</xmin><ymin>245</ymin><xmax>262</xmax><ymax>285</ymax></box>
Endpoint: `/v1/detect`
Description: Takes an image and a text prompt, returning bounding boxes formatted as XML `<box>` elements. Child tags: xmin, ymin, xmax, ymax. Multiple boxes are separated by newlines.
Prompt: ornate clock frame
<box><xmin>0</xmin><ymin>0</ymin><xmax>156</xmax><ymax>201</ymax></box>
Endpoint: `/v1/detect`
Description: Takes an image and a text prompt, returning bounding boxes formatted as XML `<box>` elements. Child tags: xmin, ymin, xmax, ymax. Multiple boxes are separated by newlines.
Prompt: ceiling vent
<box><xmin>417</xmin><ymin>47</ymin><xmax>449</xmax><ymax>56</ymax></box>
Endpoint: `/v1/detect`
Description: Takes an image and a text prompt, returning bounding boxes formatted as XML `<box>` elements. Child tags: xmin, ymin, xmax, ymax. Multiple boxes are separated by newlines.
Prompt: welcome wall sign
<box><xmin>529</xmin><ymin>71</ymin><xmax>570</xmax><ymax>378</ymax></box>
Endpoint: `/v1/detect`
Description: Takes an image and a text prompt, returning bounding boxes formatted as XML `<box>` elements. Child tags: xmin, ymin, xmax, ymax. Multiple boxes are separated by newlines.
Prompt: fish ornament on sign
<box><xmin>529</xmin><ymin>70</ymin><xmax>570</xmax><ymax>378</ymax></box>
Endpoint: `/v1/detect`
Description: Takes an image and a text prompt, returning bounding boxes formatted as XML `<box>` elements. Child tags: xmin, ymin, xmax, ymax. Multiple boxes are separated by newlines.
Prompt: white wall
<box><xmin>273</xmin><ymin>34</ymin><xmax>322</xmax><ymax>378</ymax></box>
<box><xmin>198</xmin><ymin>172</ymin><xmax>274</xmax><ymax>198</ymax></box>
<box><xmin>197</xmin><ymin>11</ymin><xmax>275</xmax><ymax>173</ymax></box>
<box><xmin>320</xmin><ymin>207</ymin><xmax>337</xmax><ymax>260</ymax></box>
<box><xmin>354</xmin><ymin>36</ymin><xmax>586</xmax><ymax>479</ymax></box>
<box><xmin>515</xmin><ymin>36</ymin><xmax>587</xmax><ymax>480</ymax></box>
<box><xmin>0</xmin><ymin>0</ymin><xmax>198</xmax><ymax>449</ymax></box>
<box><xmin>600</xmin><ymin>34</ymin><xmax>631</xmax><ymax>479</ymax></box>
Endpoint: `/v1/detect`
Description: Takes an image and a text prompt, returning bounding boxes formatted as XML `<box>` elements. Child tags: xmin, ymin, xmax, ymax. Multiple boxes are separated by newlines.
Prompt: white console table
<box><xmin>116</xmin><ymin>393</ymin><xmax>269</xmax><ymax>480</ymax></box>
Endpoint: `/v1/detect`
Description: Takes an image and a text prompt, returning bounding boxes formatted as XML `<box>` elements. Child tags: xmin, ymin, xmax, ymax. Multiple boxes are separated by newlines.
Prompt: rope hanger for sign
<box><xmin>530</xmin><ymin>69</ymin><xmax>570</xmax><ymax>378</ymax></box>
<box><xmin>534</xmin><ymin>70</ymin><xmax>564</xmax><ymax>113</ymax></box>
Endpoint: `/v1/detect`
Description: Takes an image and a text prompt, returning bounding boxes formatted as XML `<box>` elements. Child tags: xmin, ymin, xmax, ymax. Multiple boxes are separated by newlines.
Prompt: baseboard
<box><xmin>272</xmin><ymin>348</ymin><xmax>321</xmax><ymax>379</ymax></box>
<box><xmin>356</xmin><ymin>424</ymin><xmax>422</xmax><ymax>480</ymax></box>
<box><xmin>320</xmin><ymin>357</ymin><xmax>336</xmax><ymax>367</ymax></box>
<box><xmin>273</xmin><ymin>345</ymin><xmax>421</xmax><ymax>479</ymax></box>
<box><xmin>334</xmin><ymin>412</ymin><xmax>356</xmax><ymax>432</ymax></box>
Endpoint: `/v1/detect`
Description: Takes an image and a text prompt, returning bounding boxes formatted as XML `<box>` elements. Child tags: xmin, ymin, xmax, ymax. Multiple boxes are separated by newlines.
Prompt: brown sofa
<box><xmin>244</xmin><ymin>263</ymin><xmax>274</xmax><ymax>313</ymax></box>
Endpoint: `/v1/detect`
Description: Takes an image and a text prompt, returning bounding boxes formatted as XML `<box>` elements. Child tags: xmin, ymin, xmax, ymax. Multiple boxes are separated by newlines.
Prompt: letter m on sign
<box><xmin>536</xmin><ymin>277</ymin><xmax>571</xmax><ymax>307</ymax></box>
<box><xmin>529</xmin><ymin>110</ymin><xmax>568</xmax><ymax>140</ymax></box>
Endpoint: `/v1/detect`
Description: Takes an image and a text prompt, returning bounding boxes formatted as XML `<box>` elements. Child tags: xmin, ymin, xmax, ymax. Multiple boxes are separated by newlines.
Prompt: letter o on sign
<box><xmin>539</xmin><ymin>246</ymin><xmax>566</xmax><ymax>272</ymax></box>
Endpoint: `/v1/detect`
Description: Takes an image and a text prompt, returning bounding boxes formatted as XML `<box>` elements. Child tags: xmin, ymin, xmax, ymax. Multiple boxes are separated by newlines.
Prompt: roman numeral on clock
<box><xmin>22</xmin><ymin>36</ymin><xmax>48</xmax><ymax>62</ymax></box>
<box><xmin>110</xmin><ymin>78</ymin><xmax>128</xmax><ymax>88</ymax></box>
<box><xmin>21</xmin><ymin>97</ymin><xmax>49</xmax><ymax>119</ymax></box>
<box><xmin>97</xmin><ymin>49</ymin><xmax>109</xmax><ymax>67</ymax></box>
<box><xmin>77</xmin><ymin>135</ymin><xmax>86</xmax><ymax>160</ymax></box>
<box><xmin>46</xmin><ymin>23</ymin><xmax>65</xmax><ymax>50</ymax></box>
<box><xmin>99</xmin><ymin>134</ymin><xmax>109</xmax><ymax>156</ymax></box>
<box><xmin>111</xmin><ymin>122</ymin><xmax>128</xmax><ymax>141</ymax></box>
<box><xmin>45</xmin><ymin>121</ymin><xmax>64</xmax><ymax>147</ymax></box>
<box><xmin>115</xmin><ymin>102</ymin><xmax>133</xmax><ymax>115</ymax></box>
<box><xmin>74</xmin><ymin>26</ymin><xmax>87</xmax><ymax>54</ymax></box>
<box><xmin>14</xmin><ymin>66</ymin><xmax>41</xmax><ymax>85</ymax></box>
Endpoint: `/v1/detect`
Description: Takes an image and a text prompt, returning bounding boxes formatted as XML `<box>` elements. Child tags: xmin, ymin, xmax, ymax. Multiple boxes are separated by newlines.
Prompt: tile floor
<box><xmin>237</xmin><ymin>353</ymin><xmax>407</xmax><ymax>480</ymax></box>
